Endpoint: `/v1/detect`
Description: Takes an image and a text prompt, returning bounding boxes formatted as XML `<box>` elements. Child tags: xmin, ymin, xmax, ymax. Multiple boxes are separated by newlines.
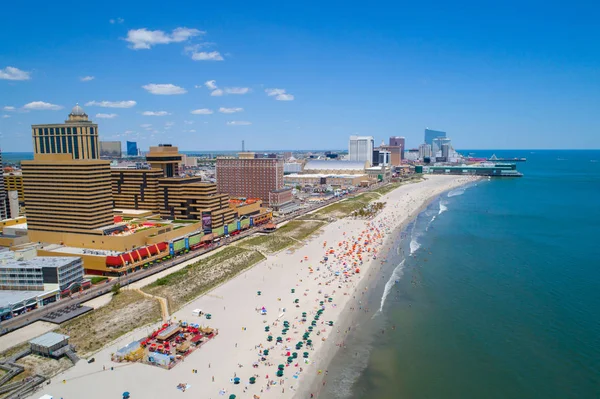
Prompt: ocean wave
<box><xmin>447</xmin><ymin>188</ymin><xmax>465</xmax><ymax>197</ymax></box>
<box><xmin>439</xmin><ymin>200</ymin><xmax>448</xmax><ymax>214</ymax></box>
<box><xmin>410</xmin><ymin>238</ymin><xmax>421</xmax><ymax>254</ymax></box>
<box><xmin>378</xmin><ymin>259</ymin><xmax>405</xmax><ymax>313</ymax></box>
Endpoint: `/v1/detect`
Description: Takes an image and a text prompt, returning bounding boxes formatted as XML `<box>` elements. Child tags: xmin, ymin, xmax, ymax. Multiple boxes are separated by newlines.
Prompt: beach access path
<box><xmin>35</xmin><ymin>175</ymin><xmax>472</xmax><ymax>399</ymax></box>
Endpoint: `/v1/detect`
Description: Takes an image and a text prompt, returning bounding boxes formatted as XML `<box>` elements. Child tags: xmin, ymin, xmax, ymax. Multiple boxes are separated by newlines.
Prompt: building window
<box><xmin>73</xmin><ymin>136</ymin><xmax>79</xmax><ymax>159</ymax></box>
<box><xmin>90</xmin><ymin>136</ymin><xmax>96</xmax><ymax>159</ymax></box>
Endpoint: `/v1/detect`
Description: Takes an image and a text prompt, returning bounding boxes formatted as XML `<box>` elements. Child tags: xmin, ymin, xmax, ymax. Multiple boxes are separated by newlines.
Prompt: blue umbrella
<box><xmin>123</xmin><ymin>392</ymin><xmax>130</xmax><ymax>398</ymax></box>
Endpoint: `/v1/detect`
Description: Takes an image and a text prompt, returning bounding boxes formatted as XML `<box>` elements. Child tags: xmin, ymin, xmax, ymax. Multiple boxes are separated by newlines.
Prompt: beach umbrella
<box><xmin>229</xmin><ymin>395</ymin><xmax>236</xmax><ymax>399</ymax></box>
<box><xmin>250</xmin><ymin>377</ymin><xmax>256</xmax><ymax>384</ymax></box>
<box><xmin>267</xmin><ymin>335</ymin><xmax>273</xmax><ymax>341</ymax></box>
<box><xmin>123</xmin><ymin>392</ymin><xmax>130</xmax><ymax>399</ymax></box>
<box><xmin>277</xmin><ymin>336</ymin><xmax>282</xmax><ymax>342</ymax></box>
<box><xmin>287</xmin><ymin>356</ymin><xmax>294</xmax><ymax>363</ymax></box>
<box><xmin>328</xmin><ymin>298</ymin><xmax>333</xmax><ymax>302</ymax></box>
<box><xmin>292</xmin><ymin>352</ymin><xmax>298</xmax><ymax>358</ymax></box>
<box><xmin>278</xmin><ymin>364</ymin><xmax>285</xmax><ymax>370</ymax></box>
<box><xmin>277</xmin><ymin>370</ymin><xmax>284</xmax><ymax>377</ymax></box>
<box><xmin>311</xmin><ymin>321</ymin><xmax>317</xmax><ymax>326</ymax></box>
<box><xmin>265</xmin><ymin>326</ymin><xmax>270</xmax><ymax>332</ymax></box>
<box><xmin>303</xmin><ymin>352</ymin><xmax>309</xmax><ymax>358</ymax></box>
<box><xmin>291</xmin><ymin>288</ymin><xmax>295</xmax><ymax>293</ymax></box>
<box><xmin>234</xmin><ymin>377</ymin><xmax>241</xmax><ymax>384</ymax></box>
<box><xmin>263</xmin><ymin>349</ymin><xmax>269</xmax><ymax>356</ymax></box>
<box><xmin>294</xmin><ymin>299</ymin><xmax>299</xmax><ymax>303</ymax></box>
<box><xmin>307</xmin><ymin>339</ymin><xmax>313</xmax><ymax>346</ymax></box>
<box><xmin>328</xmin><ymin>321</ymin><xmax>334</xmax><ymax>326</ymax></box>
<box><xmin>302</xmin><ymin>312</ymin><xmax>307</xmax><ymax>317</ymax></box>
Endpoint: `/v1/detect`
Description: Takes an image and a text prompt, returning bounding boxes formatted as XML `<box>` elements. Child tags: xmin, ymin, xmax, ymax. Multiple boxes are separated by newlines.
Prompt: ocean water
<box><xmin>319</xmin><ymin>150</ymin><xmax>600</xmax><ymax>399</ymax></box>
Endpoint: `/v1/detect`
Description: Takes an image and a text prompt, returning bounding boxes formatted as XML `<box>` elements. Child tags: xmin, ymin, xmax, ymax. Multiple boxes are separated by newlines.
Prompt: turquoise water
<box><xmin>321</xmin><ymin>150</ymin><xmax>600</xmax><ymax>399</ymax></box>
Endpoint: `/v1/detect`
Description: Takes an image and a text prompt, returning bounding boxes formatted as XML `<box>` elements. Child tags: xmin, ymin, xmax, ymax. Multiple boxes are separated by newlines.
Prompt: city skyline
<box><xmin>1</xmin><ymin>1</ymin><xmax>599</xmax><ymax>151</ymax></box>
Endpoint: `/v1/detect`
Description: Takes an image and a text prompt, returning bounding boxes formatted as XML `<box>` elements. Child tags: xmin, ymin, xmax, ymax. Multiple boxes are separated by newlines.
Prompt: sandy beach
<box><xmin>34</xmin><ymin>175</ymin><xmax>474</xmax><ymax>399</ymax></box>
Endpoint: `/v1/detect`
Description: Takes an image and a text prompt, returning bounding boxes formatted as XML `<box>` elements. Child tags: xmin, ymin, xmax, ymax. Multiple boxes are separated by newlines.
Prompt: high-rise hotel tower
<box><xmin>22</xmin><ymin>105</ymin><xmax>113</xmax><ymax>239</ymax></box>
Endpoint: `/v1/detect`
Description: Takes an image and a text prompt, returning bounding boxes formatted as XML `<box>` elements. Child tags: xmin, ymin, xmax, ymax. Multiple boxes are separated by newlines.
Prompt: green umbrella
<box><xmin>277</xmin><ymin>336</ymin><xmax>282</xmax><ymax>342</ymax></box>
<box><xmin>257</xmin><ymin>291</ymin><xmax>262</xmax><ymax>295</ymax></box>
<box><xmin>278</xmin><ymin>364</ymin><xmax>285</xmax><ymax>370</ymax></box>
<box><xmin>277</xmin><ymin>370</ymin><xmax>284</xmax><ymax>377</ymax></box>
<box><xmin>287</xmin><ymin>356</ymin><xmax>294</xmax><ymax>363</ymax></box>
<box><xmin>291</xmin><ymin>288</ymin><xmax>295</xmax><ymax>293</ymax></box>
<box><xmin>292</xmin><ymin>352</ymin><xmax>298</xmax><ymax>358</ymax></box>
<box><xmin>263</xmin><ymin>349</ymin><xmax>269</xmax><ymax>355</ymax></box>
<box><xmin>265</xmin><ymin>326</ymin><xmax>270</xmax><ymax>332</ymax></box>
<box><xmin>229</xmin><ymin>395</ymin><xmax>236</xmax><ymax>399</ymax></box>
<box><xmin>303</xmin><ymin>352</ymin><xmax>309</xmax><ymax>358</ymax></box>
<box><xmin>267</xmin><ymin>335</ymin><xmax>273</xmax><ymax>341</ymax></box>
<box><xmin>250</xmin><ymin>377</ymin><xmax>256</xmax><ymax>384</ymax></box>
<box><xmin>307</xmin><ymin>339</ymin><xmax>313</xmax><ymax>346</ymax></box>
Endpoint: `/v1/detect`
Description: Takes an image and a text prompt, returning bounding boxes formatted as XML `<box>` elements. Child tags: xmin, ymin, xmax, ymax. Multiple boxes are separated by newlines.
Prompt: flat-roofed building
<box><xmin>159</xmin><ymin>177</ymin><xmax>235</xmax><ymax>228</ymax></box>
<box><xmin>0</xmin><ymin>251</ymin><xmax>84</xmax><ymax>292</ymax></box>
<box><xmin>146</xmin><ymin>144</ymin><xmax>182</xmax><ymax>178</ymax></box>
<box><xmin>99</xmin><ymin>141</ymin><xmax>122</xmax><ymax>158</ymax></box>
<box><xmin>111</xmin><ymin>168</ymin><xmax>162</xmax><ymax>213</ymax></box>
<box><xmin>3</xmin><ymin>172</ymin><xmax>24</xmax><ymax>216</ymax></box>
<box><xmin>302</xmin><ymin>160</ymin><xmax>368</xmax><ymax>175</ymax></box>
<box><xmin>216</xmin><ymin>153</ymin><xmax>284</xmax><ymax>204</ymax></box>
<box><xmin>22</xmin><ymin>154</ymin><xmax>113</xmax><ymax>236</ymax></box>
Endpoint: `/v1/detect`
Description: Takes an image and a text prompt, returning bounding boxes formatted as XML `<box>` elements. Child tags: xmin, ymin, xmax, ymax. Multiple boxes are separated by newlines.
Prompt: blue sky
<box><xmin>1</xmin><ymin>0</ymin><xmax>599</xmax><ymax>151</ymax></box>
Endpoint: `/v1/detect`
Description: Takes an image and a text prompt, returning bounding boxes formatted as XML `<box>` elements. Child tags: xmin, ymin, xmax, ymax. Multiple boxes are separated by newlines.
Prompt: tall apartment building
<box><xmin>111</xmin><ymin>168</ymin><xmax>163</xmax><ymax>213</ymax></box>
<box><xmin>32</xmin><ymin>104</ymin><xmax>99</xmax><ymax>160</ymax></box>
<box><xmin>388</xmin><ymin>136</ymin><xmax>405</xmax><ymax>161</ymax></box>
<box><xmin>99</xmin><ymin>141</ymin><xmax>122</xmax><ymax>158</ymax></box>
<box><xmin>424</xmin><ymin>128</ymin><xmax>446</xmax><ymax>147</ymax></box>
<box><xmin>126</xmin><ymin>141</ymin><xmax>138</xmax><ymax>157</ymax></box>
<box><xmin>146</xmin><ymin>144</ymin><xmax>181</xmax><ymax>177</ymax></box>
<box><xmin>159</xmin><ymin>177</ymin><xmax>235</xmax><ymax>228</ymax></box>
<box><xmin>419</xmin><ymin>144</ymin><xmax>432</xmax><ymax>159</ymax></box>
<box><xmin>4</xmin><ymin>173</ymin><xmax>24</xmax><ymax>216</ymax></box>
<box><xmin>22</xmin><ymin>105</ymin><xmax>113</xmax><ymax>238</ymax></box>
<box><xmin>216</xmin><ymin>153</ymin><xmax>284</xmax><ymax>205</ymax></box>
<box><xmin>0</xmin><ymin>150</ymin><xmax>6</xmax><ymax>220</ymax></box>
<box><xmin>348</xmin><ymin>136</ymin><xmax>375</xmax><ymax>166</ymax></box>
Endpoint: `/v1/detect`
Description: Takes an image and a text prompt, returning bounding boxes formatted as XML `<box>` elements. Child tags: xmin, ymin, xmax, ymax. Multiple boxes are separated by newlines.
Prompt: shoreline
<box><xmin>34</xmin><ymin>176</ymin><xmax>477</xmax><ymax>399</ymax></box>
<box><xmin>294</xmin><ymin>177</ymin><xmax>480</xmax><ymax>398</ymax></box>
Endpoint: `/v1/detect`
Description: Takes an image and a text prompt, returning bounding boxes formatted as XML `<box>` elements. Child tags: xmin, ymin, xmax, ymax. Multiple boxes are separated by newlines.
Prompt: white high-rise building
<box><xmin>349</xmin><ymin>136</ymin><xmax>374</xmax><ymax>166</ymax></box>
<box><xmin>0</xmin><ymin>150</ymin><xmax>6</xmax><ymax>220</ymax></box>
<box><xmin>418</xmin><ymin>144</ymin><xmax>432</xmax><ymax>160</ymax></box>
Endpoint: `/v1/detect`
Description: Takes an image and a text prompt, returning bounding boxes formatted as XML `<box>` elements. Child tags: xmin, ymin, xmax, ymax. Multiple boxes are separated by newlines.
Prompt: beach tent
<box><xmin>192</xmin><ymin>309</ymin><xmax>202</xmax><ymax>316</ymax></box>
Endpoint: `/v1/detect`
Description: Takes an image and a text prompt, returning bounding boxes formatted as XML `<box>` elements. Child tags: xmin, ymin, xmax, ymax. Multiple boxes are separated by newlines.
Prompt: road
<box><xmin>0</xmin><ymin>181</ymin><xmax>390</xmax><ymax>335</ymax></box>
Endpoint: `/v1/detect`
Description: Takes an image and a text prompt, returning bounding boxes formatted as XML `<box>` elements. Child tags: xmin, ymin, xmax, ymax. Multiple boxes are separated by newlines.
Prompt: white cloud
<box><xmin>142</xmin><ymin>111</ymin><xmax>170</xmax><ymax>116</ymax></box>
<box><xmin>190</xmin><ymin>108</ymin><xmax>213</xmax><ymax>115</ymax></box>
<box><xmin>125</xmin><ymin>27</ymin><xmax>203</xmax><ymax>50</ymax></box>
<box><xmin>0</xmin><ymin>66</ymin><xmax>31</xmax><ymax>81</ymax></box>
<box><xmin>96</xmin><ymin>113</ymin><xmax>118</xmax><ymax>119</ymax></box>
<box><xmin>190</xmin><ymin>51</ymin><xmax>224</xmax><ymax>61</ymax></box>
<box><xmin>276</xmin><ymin>93</ymin><xmax>294</xmax><ymax>101</ymax></box>
<box><xmin>266</xmin><ymin>88</ymin><xmax>294</xmax><ymax>101</ymax></box>
<box><xmin>110</xmin><ymin>18</ymin><xmax>124</xmax><ymax>24</ymax></box>
<box><xmin>219</xmin><ymin>107</ymin><xmax>243</xmax><ymax>114</ymax></box>
<box><xmin>184</xmin><ymin>120</ymin><xmax>194</xmax><ymax>125</ymax></box>
<box><xmin>142</xmin><ymin>83</ymin><xmax>187</xmax><ymax>95</ymax></box>
<box><xmin>80</xmin><ymin>76</ymin><xmax>95</xmax><ymax>82</ymax></box>
<box><xmin>3</xmin><ymin>106</ymin><xmax>15</xmax><ymax>111</ymax></box>
<box><xmin>2</xmin><ymin>115</ymin><xmax>10</xmax><ymax>119</ymax></box>
<box><xmin>205</xmin><ymin>80</ymin><xmax>218</xmax><ymax>90</ymax></box>
<box><xmin>184</xmin><ymin>129</ymin><xmax>196</xmax><ymax>133</ymax></box>
<box><xmin>85</xmin><ymin>100</ymin><xmax>137</xmax><ymax>108</ymax></box>
<box><xmin>210</xmin><ymin>89</ymin><xmax>224</xmax><ymax>96</ymax></box>
<box><xmin>226</xmin><ymin>121</ymin><xmax>252</xmax><ymax>126</ymax></box>
<box><xmin>225</xmin><ymin>87</ymin><xmax>250</xmax><ymax>95</ymax></box>
<box><xmin>140</xmin><ymin>124</ymin><xmax>152</xmax><ymax>128</ymax></box>
<box><xmin>23</xmin><ymin>101</ymin><xmax>63</xmax><ymax>111</ymax></box>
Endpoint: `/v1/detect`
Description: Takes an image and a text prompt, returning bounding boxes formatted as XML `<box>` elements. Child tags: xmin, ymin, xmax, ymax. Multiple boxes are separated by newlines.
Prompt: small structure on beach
<box><xmin>29</xmin><ymin>332</ymin><xmax>71</xmax><ymax>358</ymax></box>
<box><xmin>112</xmin><ymin>321</ymin><xmax>218</xmax><ymax>370</ymax></box>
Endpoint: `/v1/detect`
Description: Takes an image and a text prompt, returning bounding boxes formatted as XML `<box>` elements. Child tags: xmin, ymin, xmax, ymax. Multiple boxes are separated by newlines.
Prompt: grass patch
<box><xmin>304</xmin><ymin>192</ymin><xmax>380</xmax><ymax>220</ymax></box>
<box><xmin>143</xmin><ymin>246</ymin><xmax>266</xmax><ymax>312</ymax></box>
<box><xmin>172</xmin><ymin>219</ymin><xmax>198</xmax><ymax>224</ymax></box>
<box><xmin>239</xmin><ymin>220</ymin><xmax>326</xmax><ymax>253</ymax></box>
<box><xmin>90</xmin><ymin>276</ymin><xmax>108</xmax><ymax>285</ymax></box>
<box><xmin>57</xmin><ymin>290</ymin><xmax>161</xmax><ymax>357</ymax></box>
<box><xmin>373</xmin><ymin>182</ymin><xmax>402</xmax><ymax>196</ymax></box>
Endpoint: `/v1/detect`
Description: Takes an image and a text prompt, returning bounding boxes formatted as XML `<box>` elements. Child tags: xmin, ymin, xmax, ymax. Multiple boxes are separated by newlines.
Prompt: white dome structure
<box><xmin>70</xmin><ymin>104</ymin><xmax>86</xmax><ymax>116</ymax></box>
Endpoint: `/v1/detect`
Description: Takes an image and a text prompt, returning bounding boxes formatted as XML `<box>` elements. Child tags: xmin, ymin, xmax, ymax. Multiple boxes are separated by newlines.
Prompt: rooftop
<box><xmin>285</xmin><ymin>173</ymin><xmax>366</xmax><ymax>178</ymax></box>
<box><xmin>0</xmin><ymin>289</ymin><xmax>60</xmax><ymax>308</ymax></box>
<box><xmin>304</xmin><ymin>160</ymin><xmax>366</xmax><ymax>171</ymax></box>
<box><xmin>0</xmin><ymin>254</ymin><xmax>81</xmax><ymax>269</ymax></box>
<box><xmin>29</xmin><ymin>331</ymin><xmax>70</xmax><ymax>348</ymax></box>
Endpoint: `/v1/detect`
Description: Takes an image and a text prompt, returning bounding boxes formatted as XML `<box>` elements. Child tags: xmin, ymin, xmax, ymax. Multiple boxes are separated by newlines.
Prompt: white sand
<box><xmin>0</xmin><ymin>321</ymin><xmax>57</xmax><ymax>353</ymax></box>
<box><xmin>35</xmin><ymin>175</ymin><xmax>474</xmax><ymax>399</ymax></box>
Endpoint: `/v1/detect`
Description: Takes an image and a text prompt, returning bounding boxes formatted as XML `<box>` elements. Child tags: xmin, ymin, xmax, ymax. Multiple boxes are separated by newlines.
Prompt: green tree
<box><xmin>111</xmin><ymin>282</ymin><xmax>121</xmax><ymax>296</ymax></box>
